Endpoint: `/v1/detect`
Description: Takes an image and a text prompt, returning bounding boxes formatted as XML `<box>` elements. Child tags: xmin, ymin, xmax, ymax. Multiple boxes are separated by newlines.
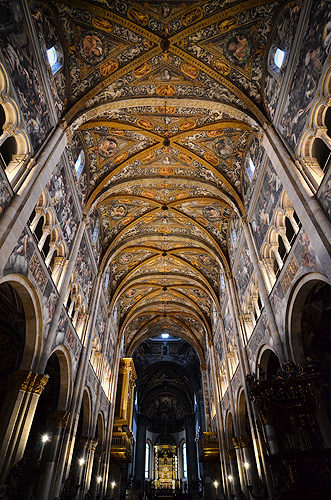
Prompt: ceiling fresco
<box><xmin>33</xmin><ymin>0</ymin><xmax>285</xmax><ymax>357</ymax></box>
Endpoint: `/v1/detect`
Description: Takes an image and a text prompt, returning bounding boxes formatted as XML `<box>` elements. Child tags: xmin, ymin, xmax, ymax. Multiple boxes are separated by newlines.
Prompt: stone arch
<box><xmin>286</xmin><ymin>273</ymin><xmax>331</xmax><ymax>363</ymax></box>
<box><xmin>81</xmin><ymin>387</ymin><xmax>92</xmax><ymax>437</ymax></box>
<box><xmin>49</xmin><ymin>345</ymin><xmax>73</xmax><ymax>410</ymax></box>
<box><xmin>0</xmin><ymin>274</ymin><xmax>43</xmax><ymax>372</ymax></box>
<box><xmin>257</xmin><ymin>347</ymin><xmax>281</xmax><ymax>380</ymax></box>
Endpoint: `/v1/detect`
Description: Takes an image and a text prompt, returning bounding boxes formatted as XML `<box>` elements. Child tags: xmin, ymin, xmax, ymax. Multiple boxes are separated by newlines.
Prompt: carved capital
<box><xmin>3</xmin><ymin>124</ymin><xmax>17</xmax><ymax>136</ymax></box>
<box><xmin>89</xmin><ymin>439</ymin><xmax>99</xmax><ymax>452</ymax></box>
<box><xmin>232</xmin><ymin>435</ymin><xmax>250</xmax><ymax>449</ymax></box>
<box><xmin>12</xmin><ymin>371</ymin><xmax>49</xmax><ymax>394</ymax></box>
<box><xmin>49</xmin><ymin>410</ymin><xmax>70</xmax><ymax>428</ymax></box>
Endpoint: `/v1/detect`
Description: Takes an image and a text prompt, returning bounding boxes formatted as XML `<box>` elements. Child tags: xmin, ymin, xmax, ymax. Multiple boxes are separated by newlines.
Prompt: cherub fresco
<box><xmin>4</xmin><ymin>231</ymin><xmax>34</xmax><ymax>276</ymax></box>
<box><xmin>224</xmin><ymin>31</ymin><xmax>252</xmax><ymax>66</ymax></box>
<box><xmin>214</xmin><ymin>137</ymin><xmax>234</xmax><ymax>158</ymax></box>
<box><xmin>98</xmin><ymin>137</ymin><xmax>118</xmax><ymax>157</ymax></box>
<box><xmin>80</xmin><ymin>32</ymin><xmax>106</xmax><ymax>64</ymax></box>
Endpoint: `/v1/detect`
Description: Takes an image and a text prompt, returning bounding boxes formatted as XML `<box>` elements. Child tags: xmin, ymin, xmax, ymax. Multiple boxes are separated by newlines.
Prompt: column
<box><xmin>36</xmin><ymin>410</ymin><xmax>70</xmax><ymax>500</ymax></box>
<box><xmin>233</xmin><ymin>436</ymin><xmax>259</xmax><ymax>494</ymax></box>
<box><xmin>82</xmin><ymin>439</ymin><xmax>98</xmax><ymax>498</ymax></box>
<box><xmin>185</xmin><ymin>415</ymin><xmax>199</xmax><ymax>496</ymax></box>
<box><xmin>0</xmin><ymin>123</ymin><xmax>68</xmax><ymax>273</ymax></box>
<box><xmin>52</xmin><ymin>272</ymin><xmax>103</xmax><ymax>500</ymax></box>
<box><xmin>0</xmin><ymin>371</ymin><xmax>49</xmax><ymax>482</ymax></box>
<box><xmin>227</xmin><ymin>274</ymin><xmax>275</xmax><ymax>498</ymax></box>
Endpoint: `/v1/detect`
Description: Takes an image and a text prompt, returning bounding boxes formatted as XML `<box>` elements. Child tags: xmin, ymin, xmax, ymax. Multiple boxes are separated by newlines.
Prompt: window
<box><xmin>182</xmin><ymin>442</ymin><xmax>187</xmax><ymax>478</ymax></box>
<box><xmin>92</xmin><ymin>223</ymin><xmax>99</xmax><ymax>244</ymax></box>
<box><xmin>145</xmin><ymin>442</ymin><xmax>150</xmax><ymax>479</ymax></box>
<box><xmin>74</xmin><ymin>150</ymin><xmax>85</xmax><ymax>179</ymax></box>
<box><xmin>47</xmin><ymin>44</ymin><xmax>63</xmax><ymax>74</ymax></box>
<box><xmin>274</xmin><ymin>48</ymin><xmax>285</xmax><ymax>70</ymax></box>
<box><xmin>231</xmin><ymin>227</ymin><xmax>237</xmax><ymax>247</ymax></box>
<box><xmin>104</xmin><ymin>271</ymin><xmax>110</xmax><ymax>290</ymax></box>
<box><xmin>220</xmin><ymin>273</ymin><xmax>225</xmax><ymax>291</ymax></box>
<box><xmin>246</xmin><ymin>156</ymin><xmax>255</xmax><ymax>181</ymax></box>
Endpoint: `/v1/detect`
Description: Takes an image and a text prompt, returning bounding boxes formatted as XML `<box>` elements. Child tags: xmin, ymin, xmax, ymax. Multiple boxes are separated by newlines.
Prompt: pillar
<box><xmin>0</xmin><ymin>370</ymin><xmax>49</xmax><ymax>482</ymax></box>
<box><xmin>36</xmin><ymin>410</ymin><xmax>70</xmax><ymax>500</ymax></box>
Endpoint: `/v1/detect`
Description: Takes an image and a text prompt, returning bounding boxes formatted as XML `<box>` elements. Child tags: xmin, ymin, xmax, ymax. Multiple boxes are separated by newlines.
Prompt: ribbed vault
<box><xmin>42</xmin><ymin>0</ymin><xmax>283</xmax><ymax>356</ymax></box>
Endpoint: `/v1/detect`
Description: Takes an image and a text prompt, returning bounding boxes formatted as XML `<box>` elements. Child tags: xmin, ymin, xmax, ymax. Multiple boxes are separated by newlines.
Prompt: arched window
<box><xmin>74</xmin><ymin>150</ymin><xmax>85</xmax><ymax>179</ymax></box>
<box><xmin>220</xmin><ymin>272</ymin><xmax>225</xmax><ymax>291</ymax></box>
<box><xmin>104</xmin><ymin>271</ymin><xmax>110</xmax><ymax>290</ymax></box>
<box><xmin>182</xmin><ymin>442</ymin><xmax>187</xmax><ymax>478</ymax></box>
<box><xmin>231</xmin><ymin>227</ymin><xmax>237</xmax><ymax>247</ymax></box>
<box><xmin>246</xmin><ymin>156</ymin><xmax>256</xmax><ymax>181</ymax></box>
<box><xmin>145</xmin><ymin>442</ymin><xmax>150</xmax><ymax>479</ymax></box>
<box><xmin>47</xmin><ymin>43</ymin><xmax>63</xmax><ymax>74</ymax></box>
<box><xmin>92</xmin><ymin>223</ymin><xmax>99</xmax><ymax>244</ymax></box>
<box><xmin>274</xmin><ymin>48</ymin><xmax>285</xmax><ymax>70</ymax></box>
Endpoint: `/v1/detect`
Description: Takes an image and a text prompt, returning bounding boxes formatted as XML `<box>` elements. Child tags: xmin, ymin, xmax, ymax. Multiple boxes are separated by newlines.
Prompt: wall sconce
<box><xmin>96</xmin><ymin>476</ymin><xmax>102</xmax><ymax>484</ymax></box>
<box><xmin>227</xmin><ymin>475</ymin><xmax>233</xmax><ymax>482</ymax></box>
<box><xmin>111</xmin><ymin>481</ymin><xmax>116</xmax><ymax>489</ymax></box>
<box><xmin>78</xmin><ymin>458</ymin><xmax>85</xmax><ymax>466</ymax></box>
<box><xmin>243</xmin><ymin>461</ymin><xmax>250</xmax><ymax>470</ymax></box>
<box><xmin>213</xmin><ymin>481</ymin><xmax>219</xmax><ymax>488</ymax></box>
<box><xmin>41</xmin><ymin>434</ymin><xmax>50</xmax><ymax>443</ymax></box>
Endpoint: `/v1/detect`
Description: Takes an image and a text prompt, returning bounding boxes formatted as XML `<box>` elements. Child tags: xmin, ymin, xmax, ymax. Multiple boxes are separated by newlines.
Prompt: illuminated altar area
<box><xmin>153</xmin><ymin>444</ymin><xmax>179</xmax><ymax>490</ymax></box>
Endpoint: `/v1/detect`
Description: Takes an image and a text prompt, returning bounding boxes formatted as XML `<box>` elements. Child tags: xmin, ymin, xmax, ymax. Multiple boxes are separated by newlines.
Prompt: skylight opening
<box><xmin>274</xmin><ymin>48</ymin><xmax>285</xmax><ymax>70</ymax></box>
<box><xmin>47</xmin><ymin>45</ymin><xmax>63</xmax><ymax>75</ymax></box>
<box><xmin>247</xmin><ymin>156</ymin><xmax>256</xmax><ymax>181</ymax></box>
<box><xmin>47</xmin><ymin>47</ymin><xmax>57</xmax><ymax>67</ymax></box>
<box><xmin>74</xmin><ymin>150</ymin><xmax>85</xmax><ymax>179</ymax></box>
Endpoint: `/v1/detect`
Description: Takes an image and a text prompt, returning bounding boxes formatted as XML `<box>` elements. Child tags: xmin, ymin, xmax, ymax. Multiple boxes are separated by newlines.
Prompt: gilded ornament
<box><xmin>178</xmin><ymin>153</ymin><xmax>193</xmax><ymax>164</ymax></box>
<box><xmin>158</xmin><ymin>166</ymin><xmax>175</xmax><ymax>175</ymax></box>
<box><xmin>128</xmin><ymin>6</ymin><xmax>149</xmax><ymax>26</ymax></box>
<box><xmin>181</xmin><ymin>62</ymin><xmax>199</xmax><ymax>79</ymax></box>
<box><xmin>182</xmin><ymin>7</ymin><xmax>203</xmax><ymax>26</ymax></box>
<box><xmin>113</xmin><ymin>152</ymin><xmax>128</xmax><ymax>164</ymax></box>
<box><xmin>133</xmin><ymin>62</ymin><xmax>152</xmax><ymax>79</ymax></box>
<box><xmin>212</xmin><ymin>58</ymin><xmax>231</xmax><ymax>76</ymax></box>
<box><xmin>92</xmin><ymin>17</ymin><xmax>113</xmax><ymax>32</ymax></box>
<box><xmin>141</xmin><ymin>151</ymin><xmax>155</xmax><ymax>162</ymax></box>
<box><xmin>218</xmin><ymin>17</ymin><xmax>238</xmax><ymax>33</ymax></box>
<box><xmin>157</xmin><ymin>106</ymin><xmax>176</xmax><ymax>114</ymax></box>
<box><xmin>137</xmin><ymin>118</ymin><xmax>154</xmax><ymax>129</ymax></box>
<box><xmin>179</xmin><ymin>120</ymin><xmax>196</xmax><ymax>131</ymax></box>
<box><xmin>156</xmin><ymin>84</ymin><xmax>176</xmax><ymax>97</ymax></box>
<box><xmin>204</xmin><ymin>152</ymin><xmax>219</xmax><ymax>166</ymax></box>
<box><xmin>100</xmin><ymin>59</ymin><xmax>119</xmax><ymax>76</ymax></box>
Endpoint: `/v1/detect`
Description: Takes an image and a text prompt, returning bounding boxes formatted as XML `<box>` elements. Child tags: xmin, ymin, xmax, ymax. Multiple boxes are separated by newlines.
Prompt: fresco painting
<box><xmin>47</xmin><ymin>165</ymin><xmax>79</xmax><ymax>249</ymax></box>
<box><xmin>0</xmin><ymin>2</ymin><xmax>51</xmax><ymax>152</ymax></box>
<box><xmin>280</xmin><ymin>1</ymin><xmax>331</xmax><ymax>149</ymax></box>
<box><xmin>234</xmin><ymin>243</ymin><xmax>254</xmax><ymax>301</ymax></box>
<box><xmin>319</xmin><ymin>169</ymin><xmax>331</xmax><ymax>222</ymax></box>
<box><xmin>242</xmin><ymin>137</ymin><xmax>264</xmax><ymax>209</ymax></box>
<box><xmin>263</xmin><ymin>2</ymin><xmax>301</xmax><ymax>120</ymax></box>
<box><xmin>4</xmin><ymin>229</ymin><xmax>35</xmax><ymax>276</ymax></box>
<box><xmin>75</xmin><ymin>236</ymin><xmax>94</xmax><ymax>302</ymax></box>
<box><xmin>0</xmin><ymin>177</ymin><xmax>11</xmax><ymax>218</ymax></box>
<box><xmin>251</xmin><ymin>162</ymin><xmax>283</xmax><ymax>250</ymax></box>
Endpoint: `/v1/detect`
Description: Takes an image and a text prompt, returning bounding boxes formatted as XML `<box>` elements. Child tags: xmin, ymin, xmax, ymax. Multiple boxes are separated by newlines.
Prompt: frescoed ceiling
<box><xmin>36</xmin><ymin>0</ymin><xmax>283</xmax><ymax>357</ymax></box>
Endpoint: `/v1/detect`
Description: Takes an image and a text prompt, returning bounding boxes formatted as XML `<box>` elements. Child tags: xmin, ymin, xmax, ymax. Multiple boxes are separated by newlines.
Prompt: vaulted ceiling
<box><xmin>42</xmin><ymin>0</ymin><xmax>283</xmax><ymax>356</ymax></box>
